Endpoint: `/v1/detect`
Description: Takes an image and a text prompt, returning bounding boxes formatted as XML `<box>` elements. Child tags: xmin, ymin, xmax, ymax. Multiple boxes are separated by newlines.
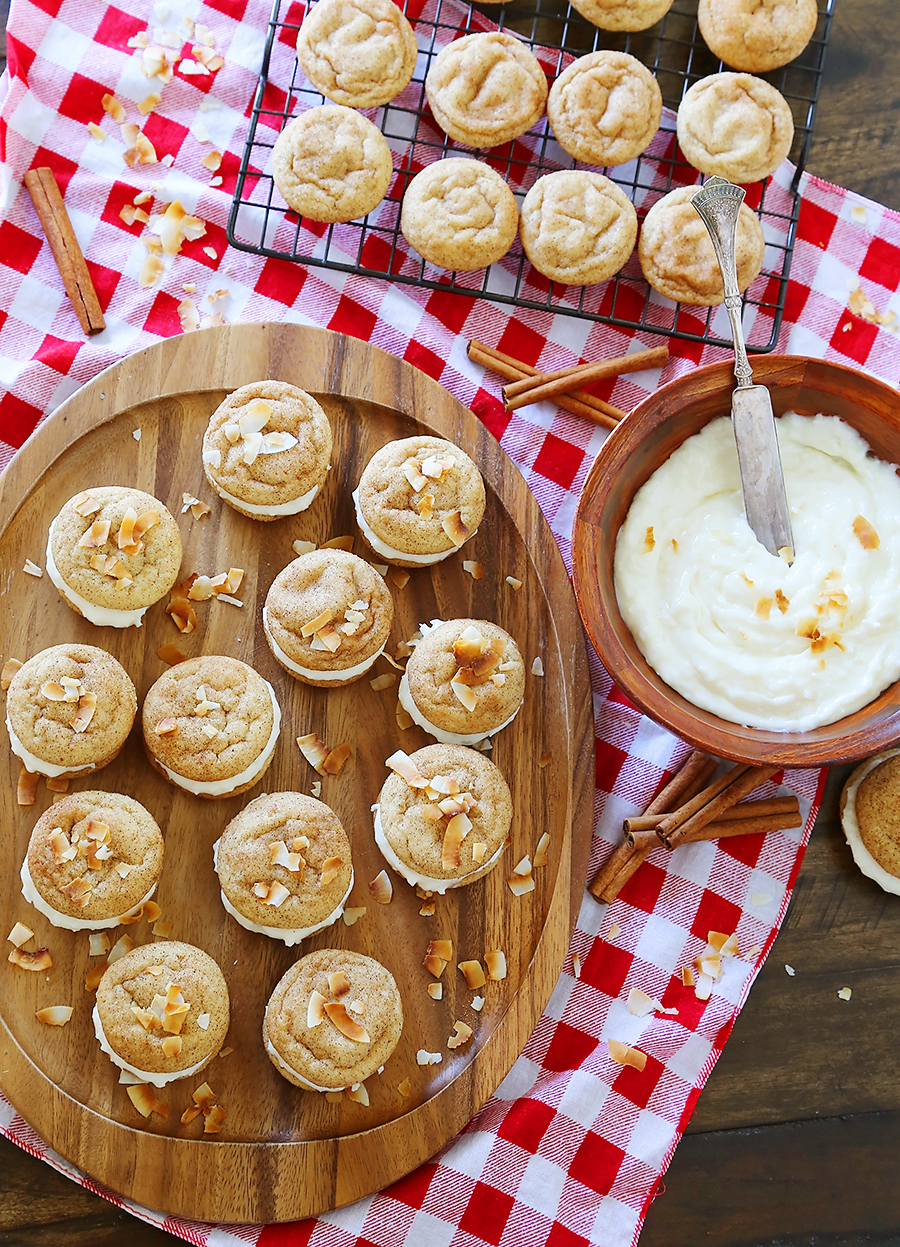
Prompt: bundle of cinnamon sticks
<box><xmin>589</xmin><ymin>752</ymin><xmax>801</xmax><ymax>904</ymax></box>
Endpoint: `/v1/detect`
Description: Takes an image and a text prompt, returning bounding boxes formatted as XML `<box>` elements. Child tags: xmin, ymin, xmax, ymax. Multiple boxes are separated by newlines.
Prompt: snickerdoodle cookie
<box><xmin>94</xmin><ymin>942</ymin><xmax>230</xmax><ymax>1087</ymax></box>
<box><xmin>272</xmin><ymin>105</ymin><xmax>393</xmax><ymax>222</ymax></box>
<box><xmin>399</xmin><ymin>618</ymin><xmax>525</xmax><ymax>745</ymax></box>
<box><xmin>400</xmin><ymin>158</ymin><xmax>518</xmax><ymax>271</ymax></box>
<box><xmin>264</xmin><ymin>948</ymin><xmax>403</xmax><ymax>1090</ymax></box>
<box><xmin>375</xmin><ymin>743</ymin><xmax>512</xmax><ymax>892</ymax></box>
<box><xmin>263</xmin><ymin>548</ymin><xmax>393</xmax><ymax>686</ymax></box>
<box><xmin>569</xmin><ymin>0</ymin><xmax>674</xmax><ymax>32</ymax></box>
<box><xmin>425</xmin><ymin>32</ymin><xmax>548</xmax><ymax>149</ymax></box>
<box><xmin>520</xmin><ymin>170</ymin><xmax>637</xmax><ymax>285</ymax></box>
<box><xmin>214</xmin><ymin>792</ymin><xmax>353</xmax><ymax>945</ymax></box>
<box><xmin>677</xmin><ymin>73</ymin><xmax>794</xmax><ymax>183</ymax></box>
<box><xmin>698</xmin><ymin>0</ymin><xmax>818</xmax><ymax>73</ymax></box>
<box><xmin>638</xmin><ymin>184</ymin><xmax>765</xmax><ymax>305</ymax></box>
<box><xmin>142</xmin><ymin>655</ymin><xmax>281</xmax><ymax>799</ymax></box>
<box><xmin>840</xmin><ymin>749</ymin><xmax>900</xmax><ymax>896</ymax></box>
<box><xmin>353</xmin><ymin>435</ymin><xmax>485</xmax><ymax>565</ymax></box>
<box><xmin>6</xmin><ymin>644</ymin><xmax>136</xmax><ymax>779</ymax></box>
<box><xmin>296</xmin><ymin>0</ymin><xmax>418</xmax><ymax>109</ymax></box>
<box><xmin>202</xmin><ymin>381</ymin><xmax>332</xmax><ymax>520</ymax></box>
<box><xmin>547</xmin><ymin>51</ymin><xmax>662</xmax><ymax>167</ymax></box>
<box><xmin>21</xmin><ymin>792</ymin><xmax>164</xmax><ymax>931</ymax></box>
<box><xmin>47</xmin><ymin>487</ymin><xmax>182</xmax><ymax>629</ymax></box>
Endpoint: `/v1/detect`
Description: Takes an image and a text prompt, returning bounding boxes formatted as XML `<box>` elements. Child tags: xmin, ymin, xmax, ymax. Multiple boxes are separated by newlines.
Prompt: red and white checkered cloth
<box><xmin>2</xmin><ymin>0</ymin><xmax>900</xmax><ymax>1242</ymax></box>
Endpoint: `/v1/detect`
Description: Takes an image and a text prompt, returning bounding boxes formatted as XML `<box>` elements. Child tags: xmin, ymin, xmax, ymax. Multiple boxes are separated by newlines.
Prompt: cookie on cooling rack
<box><xmin>519</xmin><ymin>170</ymin><xmax>637</xmax><ymax>286</ymax></box>
<box><xmin>677</xmin><ymin>72</ymin><xmax>794</xmax><ymax>183</ymax></box>
<box><xmin>568</xmin><ymin>0</ymin><xmax>674</xmax><ymax>32</ymax></box>
<box><xmin>202</xmin><ymin>381</ymin><xmax>332</xmax><ymax>520</ymax></box>
<box><xmin>546</xmin><ymin>51</ymin><xmax>662</xmax><ymax>168</ymax></box>
<box><xmin>400</xmin><ymin>158</ymin><xmax>518</xmax><ymax>271</ymax></box>
<box><xmin>271</xmin><ymin>105</ymin><xmax>393</xmax><ymax>223</ymax></box>
<box><xmin>264</xmin><ymin>948</ymin><xmax>403</xmax><ymax>1091</ymax></box>
<box><xmin>698</xmin><ymin>0</ymin><xmax>818</xmax><ymax>73</ymax></box>
<box><xmin>638</xmin><ymin>184</ymin><xmax>765</xmax><ymax>306</ymax></box>
<box><xmin>425</xmin><ymin>32</ymin><xmax>548</xmax><ymax>149</ymax></box>
<box><xmin>295</xmin><ymin>0</ymin><xmax>418</xmax><ymax>109</ymax></box>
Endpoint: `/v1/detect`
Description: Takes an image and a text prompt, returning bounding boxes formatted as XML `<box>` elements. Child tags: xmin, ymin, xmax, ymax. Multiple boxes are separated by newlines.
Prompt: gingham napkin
<box><xmin>2</xmin><ymin>0</ymin><xmax>900</xmax><ymax>1242</ymax></box>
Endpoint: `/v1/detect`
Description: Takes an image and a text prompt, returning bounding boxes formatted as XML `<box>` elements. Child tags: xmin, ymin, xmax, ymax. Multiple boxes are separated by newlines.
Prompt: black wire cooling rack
<box><xmin>227</xmin><ymin>0</ymin><xmax>836</xmax><ymax>351</ymax></box>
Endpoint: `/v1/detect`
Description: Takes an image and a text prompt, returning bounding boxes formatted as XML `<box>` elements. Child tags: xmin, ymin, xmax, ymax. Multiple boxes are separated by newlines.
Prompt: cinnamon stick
<box><xmin>687</xmin><ymin>810</ymin><xmax>802</xmax><ymax>842</ymax></box>
<box><xmin>660</xmin><ymin>765</ymin><xmax>781</xmax><ymax>849</ymax></box>
<box><xmin>624</xmin><ymin>796</ymin><xmax>801</xmax><ymax>847</ymax></box>
<box><xmin>645</xmin><ymin>751</ymin><xmax>716</xmax><ymax>815</ymax></box>
<box><xmin>654</xmin><ymin>763</ymin><xmax>754</xmax><ymax>840</ymax></box>
<box><xmin>24</xmin><ymin>167</ymin><xmax>105</xmax><ymax>336</ymax></box>
<box><xmin>624</xmin><ymin>794</ymin><xmax>799</xmax><ymax>836</ymax></box>
<box><xmin>467</xmin><ymin>340</ymin><xmax>626</xmax><ymax>428</ymax></box>
<box><xmin>502</xmin><ymin>344</ymin><xmax>669</xmax><ymax>411</ymax></box>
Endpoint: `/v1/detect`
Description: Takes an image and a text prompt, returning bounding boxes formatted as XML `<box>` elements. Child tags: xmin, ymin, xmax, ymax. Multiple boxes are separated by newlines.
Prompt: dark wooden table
<box><xmin>3</xmin><ymin>2</ymin><xmax>900</xmax><ymax>1243</ymax></box>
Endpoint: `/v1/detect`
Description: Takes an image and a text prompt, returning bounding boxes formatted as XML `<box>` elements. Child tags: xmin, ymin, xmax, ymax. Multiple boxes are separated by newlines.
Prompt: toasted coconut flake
<box><xmin>459</xmin><ymin>960</ymin><xmax>486</xmax><ymax>990</ymax></box>
<box><xmin>441</xmin><ymin>815</ymin><xmax>470</xmax><ymax>870</ymax></box>
<box><xmin>35</xmin><ymin>1005</ymin><xmax>74</xmax><ymax>1027</ymax></box>
<box><xmin>447</xmin><ymin>1020</ymin><xmax>473</xmax><ymax>1050</ymax></box>
<box><xmin>17</xmin><ymin>766</ymin><xmax>38</xmax><ymax>807</ymax></box>
<box><xmin>348</xmin><ymin>999</ymin><xmax>366</xmax><ymax>1016</ymax></box>
<box><xmin>322</xmin><ymin>743</ymin><xmax>351</xmax><ymax>775</ymax></box>
<box><xmin>78</xmin><ymin>519</ymin><xmax>112</xmax><ymax>549</ymax></box>
<box><xmin>166</xmin><ymin>595</ymin><xmax>197</xmax><ymax>634</ymax></box>
<box><xmin>838</xmin><ymin>986</ymin><xmax>852</xmax><ymax>1001</ymax></box>
<box><xmin>424</xmin><ymin>981</ymin><xmax>443</xmax><ymax>1001</ymax></box>
<box><xmin>347</xmin><ymin>1083</ymin><xmax>369</xmax><ymax>1106</ymax></box>
<box><xmin>416</xmin><ymin>1049</ymin><xmax>442</xmax><ymax>1066</ymax></box>
<box><xmin>531</xmin><ymin>657</ymin><xmax>545</xmax><ymax>677</ymax></box>
<box><xmin>88</xmin><ymin>931</ymin><xmax>111</xmax><ymax>957</ymax></box>
<box><xmin>403</xmin><ymin>460</ymin><xmax>428</xmax><ymax>492</ymax></box>
<box><xmin>507</xmin><ymin>870</ymin><xmax>535</xmax><ymax>897</ymax></box>
<box><xmin>328</xmin><ymin>971</ymin><xmax>351</xmax><ymax>997</ymax></box>
<box><xmin>131</xmin><ymin>1004</ymin><xmax>158</xmax><ymax>1031</ymax></box>
<box><xmin>201</xmin><ymin>150</ymin><xmax>223</xmax><ymax>171</ymax></box>
<box><xmin>157</xmin><ymin>643</ymin><xmax>187</xmax><ymax>666</ymax></box>
<box><xmin>537</xmin><ymin>752</ymin><xmax>552</xmax><ymax>771</ymax></box>
<box><xmin>302</xmin><ymin>608</ymin><xmax>334</xmax><ymax>637</ymax></box>
<box><xmin>370</xmin><ymin>673</ymin><xmax>395</xmax><ymax>692</ymax></box>
<box><xmin>442</xmin><ymin>511</ymin><xmax>470</xmax><ymax>548</ymax></box>
<box><xmin>293</xmin><ymin>539</ymin><xmax>317</xmax><ymax>556</ymax></box>
<box><xmin>694</xmin><ymin>972</ymin><xmax>714</xmax><ymax>1001</ymax></box>
<box><xmin>484</xmin><ymin>950</ymin><xmax>507</xmax><ymax>981</ymax></box>
<box><xmin>324</xmin><ymin>1002</ymin><xmax>370</xmax><ymax>1043</ymax></box>
<box><xmin>450</xmin><ymin>676</ymin><xmax>478</xmax><ymax>712</ymax></box>
<box><xmin>428</xmin><ymin>940</ymin><xmax>452</xmax><ymax>960</ymax></box>
<box><xmin>192</xmin><ymin>1082</ymin><xmax>217</xmax><ymax>1110</ymax></box>
<box><xmin>9</xmin><ymin>946</ymin><xmax>53</xmax><ymax>971</ymax></box>
<box><xmin>608</xmin><ymin>1039</ymin><xmax>647</xmax><ymax>1071</ymax></box>
<box><xmin>462</xmin><ymin>560</ymin><xmax>484</xmax><ymax>581</ymax></box>
<box><xmin>307</xmin><ymin>989</ymin><xmax>327</xmax><ymax>1027</ymax></box>
<box><xmin>626</xmin><ymin>987</ymin><xmax>656</xmax><ymax>1017</ymax></box>
<box><xmin>88</xmin><ymin>120</ymin><xmax>107</xmax><ymax>140</ymax></box>
<box><xmin>466</xmin><ymin>841</ymin><xmax>485</xmax><ymax>866</ymax></box>
<box><xmin>320</xmin><ymin>535</ymin><xmax>354</xmax><ymax>551</ymax></box>
<box><xmin>203</xmin><ymin>1104</ymin><xmax>227</xmax><ymax>1133</ymax></box>
<box><xmin>395</xmin><ymin>702</ymin><xmax>414</xmax><ymax>731</ymax></box>
<box><xmin>139</xmin><ymin>92</ymin><xmax>161</xmax><ymax>114</ymax></box>
<box><xmin>84</xmin><ymin>960</ymin><xmax>108</xmax><ymax>991</ymax></box>
<box><xmin>59</xmin><ymin>876</ymin><xmax>93</xmax><ymax>908</ymax></box>
<box><xmin>342</xmin><ymin>906</ymin><xmax>366</xmax><ymax>927</ymax></box>
<box><xmin>45</xmin><ymin>776</ymin><xmax>69</xmax><ymax>796</ymax></box>
<box><xmin>513</xmin><ymin>854</ymin><xmax>532</xmax><ymax>877</ymax></box>
<box><xmin>321</xmin><ymin>856</ymin><xmax>343</xmax><ymax>886</ymax></box>
<box><xmin>324</xmin><ymin>1090</ymin><xmax>344</xmax><ymax>1103</ymax></box>
<box><xmin>101</xmin><ymin>93</ymin><xmax>127</xmax><ymax>122</ymax></box>
<box><xmin>368</xmin><ymin>870</ymin><xmax>393</xmax><ymax>905</ymax></box>
<box><xmin>398</xmin><ymin>1077</ymin><xmax>412</xmax><ymax>1097</ymax></box>
<box><xmin>270</xmin><ymin>840</ymin><xmax>304</xmax><ymax>872</ymax></box>
<box><xmin>264</xmin><ymin>880</ymin><xmax>291</xmax><ymax>908</ymax></box>
<box><xmin>22</xmin><ymin>558</ymin><xmax>43</xmax><ymax>578</ymax></box>
<box><xmin>533</xmin><ymin>833</ymin><xmax>550</xmax><ymax>869</ymax></box>
<box><xmin>70</xmin><ymin>691</ymin><xmax>98</xmax><ymax>733</ymax></box>
<box><xmin>108</xmin><ymin>934</ymin><xmax>135</xmax><ymax>964</ymax></box>
<box><xmin>853</xmin><ymin>514</ymin><xmax>880</xmax><ymax>549</ymax></box>
<box><xmin>386</xmin><ymin>749</ymin><xmax>428</xmax><ymax>788</ymax></box>
<box><xmin>7</xmin><ymin>921</ymin><xmax>34</xmax><ymax>949</ymax></box>
<box><xmin>2</xmin><ymin>657</ymin><xmax>23</xmax><ymax>690</ymax></box>
<box><xmin>414</xmin><ymin>492</ymin><xmax>435</xmax><ymax>520</ymax></box>
<box><xmin>128</xmin><ymin>1083</ymin><xmax>168</xmax><ymax>1118</ymax></box>
<box><xmin>181</xmin><ymin>1104</ymin><xmax>203</xmax><ymax>1124</ymax></box>
<box><xmin>423</xmin><ymin>954</ymin><xmax>447</xmax><ymax>978</ymax></box>
<box><xmin>162</xmin><ymin>1035</ymin><xmax>183</xmax><ymax>1059</ymax></box>
<box><xmin>297</xmin><ymin>732</ymin><xmax>330</xmax><ymax>774</ymax></box>
<box><xmin>253</xmin><ymin>882</ymin><xmax>270</xmax><ymax>901</ymax></box>
<box><xmin>196</xmin><ymin>1013</ymin><xmax>210</xmax><ymax>1030</ymax></box>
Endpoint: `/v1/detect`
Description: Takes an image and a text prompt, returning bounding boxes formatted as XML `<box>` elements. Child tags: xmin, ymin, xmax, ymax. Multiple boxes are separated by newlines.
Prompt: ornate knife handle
<box><xmin>691</xmin><ymin>177</ymin><xmax>754</xmax><ymax>390</ymax></box>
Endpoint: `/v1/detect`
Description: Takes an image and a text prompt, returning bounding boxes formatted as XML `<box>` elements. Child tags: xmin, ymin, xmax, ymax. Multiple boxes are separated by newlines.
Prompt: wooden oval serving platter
<box><xmin>0</xmin><ymin>323</ymin><xmax>593</xmax><ymax>1224</ymax></box>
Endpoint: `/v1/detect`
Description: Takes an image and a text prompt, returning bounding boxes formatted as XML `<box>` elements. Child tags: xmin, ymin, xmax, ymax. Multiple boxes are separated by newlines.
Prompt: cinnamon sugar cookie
<box><xmin>296</xmin><ymin>0</ymin><xmax>418</xmax><ymax>109</ymax></box>
<box><xmin>400</xmin><ymin>158</ymin><xmax>518</xmax><ymax>271</ymax></box>
<box><xmin>638</xmin><ymin>184</ymin><xmax>765</xmax><ymax>305</ymax></box>
<box><xmin>520</xmin><ymin>170</ymin><xmax>637</xmax><ymax>285</ymax></box>
<box><xmin>272</xmin><ymin>105</ymin><xmax>393</xmax><ymax>222</ymax></box>
<box><xmin>425</xmin><ymin>32</ymin><xmax>548</xmax><ymax>149</ymax></box>
<box><xmin>202</xmin><ymin>381</ymin><xmax>332</xmax><ymax>520</ymax></box>
<box><xmin>677</xmin><ymin>73</ymin><xmax>794</xmax><ymax>183</ymax></box>
<box><xmin>569</xmin><ymin>0</ymin><xmax>674</xmax><ymax>32</ymax></box>
<box><xmin>547</xmin><ymin>51</ymin><xmax>662</xmax><ymax>168</ymax></box>
<box><xmin>698</xmin><ymin>0</ymin><xmax>818</xmax><ymax>73</ymax></box>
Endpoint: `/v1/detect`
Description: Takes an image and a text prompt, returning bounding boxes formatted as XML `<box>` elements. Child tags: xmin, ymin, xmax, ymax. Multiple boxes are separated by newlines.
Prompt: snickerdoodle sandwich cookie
<box><xmin>21</xmin><ymin>792</ymin><xmax>164</xmax><ymax>931</ymax></box>
<box><xmin>375</xmin><ymin>743</ymin><xmax>512</xmax><ymax>893</ymax></box>
<box><xmin>263</xmin><ymin>548</ymin><xmax>393</xmax><ymax>687</ymax></box>
<box><xmin>677</xmin><ymin>73</ymin><xmax>794</xmax><ymax>183</ymax></box>
<box><xmin>698</xmin><ymin>0</ymin><xmax>817</xmax><ymax>73</ymax></box>
<box><xmin>46</xmin><ymin>487</ymin><xmax>182</xmax><ymax>629</ymax></box>
<box><xmin>272</xmin><ymin>105</ymin><xmax>393</xmax><ymax>223</ymax></box>
<box><xmin>400</xmin><ymin>158</ymin><xmax>518</xmax><ymax>271</ymax></box>
<box><xmin>638</xmin><ymin>184</ymin><xmax>765</xmax><ymax>305</ymax></box>
<box><xmin>296</xmin><ymin>0</ymin><xmax>418</xmax><ymax>109</ymax></box>
<box><xmin>569</xmin><ymin>0</ymin><xmax>674</xmax><ymax>30</ymax></box>
<box><xmin>519</xmin><ymin>170</ymin><xmax>637</xmax><ymax>285</ymax></box>
<box><xmin>6</xmin><ymin>644</ymin><xmax>136</xmax><ymax>779</ymax></box>
<box><xmin>353</xmin><ymin>435</ymin><xmax>485</xmax><ymax>566</ymax></box>
<box><xmin>202</xmin><ymin>381</ymin><xmax>332</xmax><ymax>520</ymax></box>
<box><xmin>840</xmin><ymin>749</ymin><xmax>900</xmax><ymax>897</ymax></box>
<box><xmin>547</xmin><ymin>51</ymin><xmax>662</xmax><ymax>168</ymax></box>
<box><xmin>93</xmin><ymin>942</ymin><xmax>230</xmax><ymax>1088</ymax></box>
<box><xmin>214</xmin><ymin>792</ymin><xmax>353</xmax><ymax>945</ymax></box>
<box><xmin>399</xmin><ymin>619</ymin><xmax>525</xmax><ymax>745</ymax></box>
<box><xmin>142</xmin><ymin>655</ymin><xmax>281</xmax><ymax>799</ymax></box>
<box><xmin>264</xmin><ymin>947</ymin><xmax>403</xmax><ymax>1091</ymax></box>
<box><xmin>425</xmin><ymin>32</ymin><xmax>548</xmax><ymax>149</ymax></box>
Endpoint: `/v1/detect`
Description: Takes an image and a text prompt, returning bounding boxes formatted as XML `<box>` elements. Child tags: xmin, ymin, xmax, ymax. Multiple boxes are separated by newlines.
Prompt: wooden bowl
<box><xmin>572</xmin><ymin>355</ymin><xmax>900</xmax><ymax>767</ymax></box>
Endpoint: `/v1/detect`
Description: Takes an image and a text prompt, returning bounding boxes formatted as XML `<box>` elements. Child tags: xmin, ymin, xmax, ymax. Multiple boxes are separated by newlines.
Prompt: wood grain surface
<box><xmin>0</xmin><ymin>323</ymin><xmax>593</xmax><ymax>1224</ymax></box>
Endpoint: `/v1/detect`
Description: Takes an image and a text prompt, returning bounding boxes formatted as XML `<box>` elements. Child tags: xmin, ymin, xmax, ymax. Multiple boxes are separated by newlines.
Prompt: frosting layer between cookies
<box><xmin>46</xmin><ymin>533</ymin><xmax>148</xmax><ymax>628</ymax></box>
<box><xmin>92</xmin><ymin>1005</ymin><xmax>213</xmax><ymax>1087</ymax></box>
<box><xmin>20</xmin><ymin>857</ymin><xmax>156</xmax><ymax>930</ymax></box>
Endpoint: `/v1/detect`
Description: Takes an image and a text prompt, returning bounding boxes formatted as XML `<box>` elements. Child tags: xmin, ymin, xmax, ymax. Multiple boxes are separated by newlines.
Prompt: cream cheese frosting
<box><xmin>6</xmin><ymin>715</ymin><xmax>96</xmax><ymax>778</ymax></box>
<box><xmin>212</xmin><ymin>480</ymin><xmax>320</xmax><ymax>516</ymax></box>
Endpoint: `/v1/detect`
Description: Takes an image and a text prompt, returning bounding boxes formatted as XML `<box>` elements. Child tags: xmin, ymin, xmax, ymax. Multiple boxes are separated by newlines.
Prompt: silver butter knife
<box><xmin>691</xmin><ymin>177</ymin><xmax>795</xmax><ymax>563</ymax></box>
